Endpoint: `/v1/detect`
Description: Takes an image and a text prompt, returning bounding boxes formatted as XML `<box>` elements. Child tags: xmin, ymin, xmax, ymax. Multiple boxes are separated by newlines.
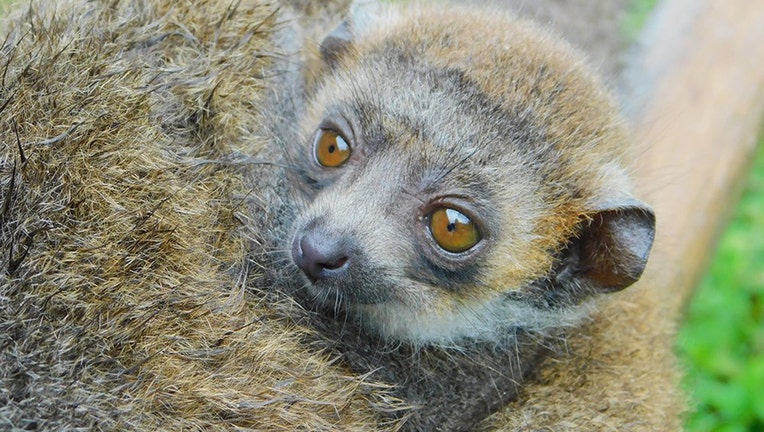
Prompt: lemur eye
<box><xmin>314</xmin><ymin>128</ymin><xmax>351</xmax><ymax>167</ymax></box>
<box><xmin>429</xmin><ymin>207</ymin><xmax>481</xmax><ymax>253</ymax></box>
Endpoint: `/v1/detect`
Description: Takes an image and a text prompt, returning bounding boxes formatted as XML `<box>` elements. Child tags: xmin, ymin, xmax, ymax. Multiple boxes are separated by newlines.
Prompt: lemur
<box><xmin>262</xmin><ymin>0</ymin><xmax>655</xmax><ymax>430</ymax></box>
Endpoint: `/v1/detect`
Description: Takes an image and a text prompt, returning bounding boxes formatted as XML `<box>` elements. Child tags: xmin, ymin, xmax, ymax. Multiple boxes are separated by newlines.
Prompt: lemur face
<box><xmin>286</xmin><ymin>4</ymin><xmax>655</xmax><ymax>346</ymax></box>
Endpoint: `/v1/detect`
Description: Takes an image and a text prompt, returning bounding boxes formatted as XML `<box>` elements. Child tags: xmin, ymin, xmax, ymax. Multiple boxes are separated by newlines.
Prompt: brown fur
<box><xmin>0</xmin><ymin>1</ymin><xmax>404</xmax><ymax>430</ymax></box>
<box><xmin>0</xmin><ymin>0</ymin><xmax>682</xmax><ymax>431</ymax></box>
<box><xmin>482</xmin><ymin>270</ymin><xmax>684</xmax><ymax>431</ymax></box>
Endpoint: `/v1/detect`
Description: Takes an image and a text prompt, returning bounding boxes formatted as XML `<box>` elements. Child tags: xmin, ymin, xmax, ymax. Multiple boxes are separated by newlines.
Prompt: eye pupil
<box><xmin>447</xmin><ymin>222</ymin><xmax>456</xmax><ymax>232</ymax></box>
<box><xmin>328</xmin><ymin>144</ymin><xmax>336</xmax><ymax>153</ymax></box>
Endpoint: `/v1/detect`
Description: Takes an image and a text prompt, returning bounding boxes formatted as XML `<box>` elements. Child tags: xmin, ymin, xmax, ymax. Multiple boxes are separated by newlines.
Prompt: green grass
<box><xmin>621</xmin><ymin>0</ymin><xmax>661</xmax><ymax>40</ymax></box>
<box><xmin>676</xmin><ymin>142</ymin><xmax>764</xmax><ymax>432</ymax></box>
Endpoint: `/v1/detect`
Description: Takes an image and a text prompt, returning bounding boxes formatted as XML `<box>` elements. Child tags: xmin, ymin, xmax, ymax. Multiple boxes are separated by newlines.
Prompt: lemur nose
<box><xmin>292</xmin><ymin>231</ymin><xmax>351</xmax><ymax>281</ymax></box>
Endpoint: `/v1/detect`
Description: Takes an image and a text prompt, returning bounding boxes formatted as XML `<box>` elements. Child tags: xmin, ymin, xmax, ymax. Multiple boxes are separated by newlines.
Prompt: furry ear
<box><xmin>320</xmin><ymin>21</ymin><xmax>353</xmax><ymax>66</ymax></box>
<box><xmin>567</xmin><ymin>200</ymin><xmax>655</xmax><ymax>293</ymax></box>
<box><xmin>319</xmin><ymin>0</ymin><xmax>384</xmax><ymax>65</ymax></box>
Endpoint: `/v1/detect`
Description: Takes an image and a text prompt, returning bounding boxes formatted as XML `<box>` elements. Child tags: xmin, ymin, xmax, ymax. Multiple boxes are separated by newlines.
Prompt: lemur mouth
<box><xmin>290</xmin><ymin>220</ymin><xmax>393</xmax><ymax>305</ymax></box>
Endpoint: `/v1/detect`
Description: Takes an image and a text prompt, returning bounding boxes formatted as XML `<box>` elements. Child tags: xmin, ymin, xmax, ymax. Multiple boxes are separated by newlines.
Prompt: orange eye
<box><xmin>429</xmin><ymin>207</ymin><xmax>481</xmax><ymax>253</ymax></box>
<box><xmin>314</xmin><ymin>128</ymin><xmax>351</xmax><ymax>167</ymax></box>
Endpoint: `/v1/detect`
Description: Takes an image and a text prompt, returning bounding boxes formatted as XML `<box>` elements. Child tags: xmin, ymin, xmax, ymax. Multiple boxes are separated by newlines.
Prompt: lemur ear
<box><xmin>320</xmin><ymin>0</ymin><xmax>384</xmax><ymax>65</ymax></box>
<box><xmin>320</xmin><ymin>21</ymin><xmax>352</xmax><ymax>65</ymax></box>
<box><xmin>567</xmin><ymin>199</ymin><xmax>656</xmax><ymax>293</ymax></box>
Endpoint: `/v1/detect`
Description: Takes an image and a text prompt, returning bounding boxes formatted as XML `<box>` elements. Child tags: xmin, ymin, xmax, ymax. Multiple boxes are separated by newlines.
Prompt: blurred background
<box><xmin>1</xmin><ymin>0</ymin><xmax>762</xmax><ymax>430</ymax></box>
<box><xmin>677</xmin><ymin>138</ymin><xmax>764</xmax><ymax>431</ymax></box>
<box><xmin>624</xmin><ymin>3</ymin><xmax>764</xmax><ymax>431</ymax></box>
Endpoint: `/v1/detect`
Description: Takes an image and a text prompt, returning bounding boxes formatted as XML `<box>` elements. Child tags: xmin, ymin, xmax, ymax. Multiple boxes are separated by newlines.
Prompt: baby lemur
<box><xmin>278</xmin><ymin>0</ymin><xmax>654</xmax><ymax>344</ymax></box>
<box><xmin>268</xmin><ymin>0</ymin><xmax>655</xmax><ymax>429</ymax></box>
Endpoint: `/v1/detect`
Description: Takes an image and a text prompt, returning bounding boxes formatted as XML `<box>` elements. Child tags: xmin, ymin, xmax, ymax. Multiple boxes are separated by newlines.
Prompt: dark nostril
<box><xmin>320</xmin><ymin>255</ymin><xmax>348</xmax><ymax>271</ymax></box>
<box><xmin>292</xmin><ymin>231</ymin><xmax>351</xmax><ymax>281</ymax></box>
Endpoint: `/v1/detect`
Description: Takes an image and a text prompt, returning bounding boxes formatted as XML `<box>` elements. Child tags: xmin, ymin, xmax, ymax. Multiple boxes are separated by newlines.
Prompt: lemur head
<box><xmin>286</xmin><ymin>1</ymin><xmax>654</xmax><ymax>346</ymax></box>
